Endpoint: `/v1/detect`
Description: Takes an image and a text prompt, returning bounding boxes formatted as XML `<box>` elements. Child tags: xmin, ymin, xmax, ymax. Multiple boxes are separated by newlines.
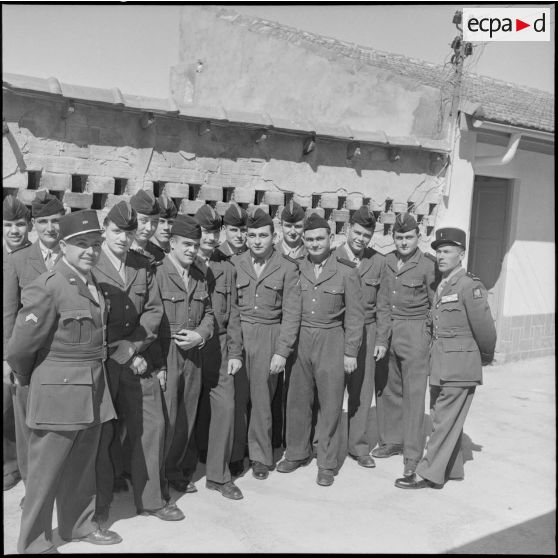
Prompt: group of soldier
<box><xmin>2</xmin><ymin>188</ymin><xmax>497</xmax><ymax>554</ymax></box>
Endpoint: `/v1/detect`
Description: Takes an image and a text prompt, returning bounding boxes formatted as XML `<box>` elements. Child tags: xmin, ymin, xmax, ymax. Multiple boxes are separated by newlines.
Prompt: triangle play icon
<box><xmin>516</xmin><ymin>18</ymin><xmax>530</xmax><ymax>31</ymax></box>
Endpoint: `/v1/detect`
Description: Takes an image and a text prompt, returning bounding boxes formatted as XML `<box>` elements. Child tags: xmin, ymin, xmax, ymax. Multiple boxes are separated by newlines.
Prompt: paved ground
<box><xmin>3</xmin><ymin>356</ymin><xmax>555</xmax><ymax>554</ymax></box>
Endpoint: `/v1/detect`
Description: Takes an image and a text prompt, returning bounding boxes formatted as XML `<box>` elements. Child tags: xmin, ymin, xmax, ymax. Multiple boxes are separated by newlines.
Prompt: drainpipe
<box><xmin>475</xmin><ymin>131</ymin><xmax>522</xmax><ymax>166</ymax></box>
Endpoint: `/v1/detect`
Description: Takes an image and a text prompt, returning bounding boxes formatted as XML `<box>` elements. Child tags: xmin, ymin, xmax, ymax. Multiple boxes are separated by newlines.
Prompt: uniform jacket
<box><xmin>196</xmin><ymin>250</ymin><xmax>243</xmax><ymax>361</ymax></box>
<box><xmin>146</xmin><ymin>240</ymin><xmax>167</xmax><ymax>264</ymax></box>
<box><xmin>298</xmin><ymin>252</ymin><xmax>364</xmax><ymax>358</ymax></box>
<box><xmin>218</xmin><ymin>241</ymin><xmax>246</xmax><ymax>258</ymax></box>
<box><xmin>2</xmin><ymin>240</ymin><xmax>31</xmax><ymax>266</ymax></box>
<box><xmin>92</xmin><ymin>249</ymin><xmax>163</xmax><ymax>367</ymax></box>
<box><xmin>152</xmin><ymin>254</ymin><xmax>214</xmax><ymax>362</ymax></box>
<box><xmin>384</xmin><ymin>248</ymin><xmax>436</xmax><ymax>320</ymax></box>
<box><xmin>5</xmin><ymin>260</ymin><xmax>116</xmax><ymax>431</ymax></box>
<box><xmin>3</xmin><ymin>241</ymin><xmax>61</xmax><ymax>351</ymax></box>
<box><xmin>334</xmin><ymin>245</ymin><xmax>391</xmax><ymax>347</ymax></box>
<box><xmin>278</xmin><ymin>241</ymin><xmax>307</xmax><ymax>265</ymax></box>
<box><xmin>430</xmin><ymin>267</ymin><xmax>497</xmax><ymax>386</ymax></box>
<box><xmin>233</xmin><ymin>248</ymin><xmax>301</xmax><ymax>359</ymax></box>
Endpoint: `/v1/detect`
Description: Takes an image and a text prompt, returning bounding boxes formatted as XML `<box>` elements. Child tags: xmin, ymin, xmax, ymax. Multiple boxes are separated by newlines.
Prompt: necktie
<box><xmin>314</xmin><ymin>263</ymin><xmax>323</xmax><ymax>279</ymax></box>
<box><xmin>118</xmin><ymin>261</ymin><xmax>126</xmax><ymax>283</ymax></box>
<box><xmin>182</xmin><ymin>269</ymin><xmax>190</xmax><ymax>291</ymax></box>
<box><xmin>86</xmin><ymin>279</ymin><xmax>100</xmax><ymax>304</ymax></box>
<box><xmin>44</xmin><ymin>250</ymin><xmax>52</xmax><ymax>270</ymax></box>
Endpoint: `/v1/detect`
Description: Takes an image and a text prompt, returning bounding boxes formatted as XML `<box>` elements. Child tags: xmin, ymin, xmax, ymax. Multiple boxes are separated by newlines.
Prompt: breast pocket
<box><xmin>189</xmin><ymin>290</ymin><xmax>209</xmax><ymax>326</ymax></box>
<box><xmin>213</xmin><ymin>282</ymin><xmax>231</xmax><ymax>316</ymax></box>
<box><xmin>131</xmin><ymin>284</ymin><xmax>147</xmax><ymax>313</ymax></box>
<box><xmin>261</xmin><ymin>280</ymin><xmax>283</xmax><ymax>306</ymax></box>
<box><xmin>161</xmin><ymin>291</ymin><xmax>186</xmax><ymax>325</ymax></box>
<box><xmin>363</xmin><ymin>276</ymin><xmax>380</xmax><ymax>305</ymax></box>
<box><xmin>59</xmin><ymin>309</ymin><xmax>93</xmax><ymax>345</ymax></box>
<box><xmin>323</xmin><ymin>284</ymin><xmax>344</xmax><ymax>313</ymax></box>
<box><xmin>401</xmin><ymin>278</ymin><xmax>426</xmax><ymax>300</ymax></box>
<box><xmin>440</xmin><ymin>301</ymin><xmax>465</xmax><ymax>327</ymax></box>
<box><xmin>236</xmin><ymin>277</ymin><xmax>251</xmax><ymax>307</ymax></box>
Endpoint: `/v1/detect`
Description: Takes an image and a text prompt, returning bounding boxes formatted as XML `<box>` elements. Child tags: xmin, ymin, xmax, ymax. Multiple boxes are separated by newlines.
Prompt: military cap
<box><xmin>247</xmin><ymin>206</ymin><xmax>273</xmax><ymax>229</ymax></box>
<box><xmin>31</xmin><ymin>190</ymin><xmax>65</xmax><ymax>218</ymax></box>
<box><xmin>281</xmin><ymin>200</ymin><xmax>305</xmax><ymax>223</ymax></box>
<box><xmin>106</xmin><ymin>201</ymin><xmax>137</xmax><ymax>231</ymax></box>
<box><xmin>195</xmin><ymin>204</ymin><xmax>222</xmax><ymax>231</ymax></box>
<box><xmin>350</xmin><ymin>205</ymin><xmax>376</xmax><ymax>230</ymax></box>
<box><xmin>130</xmin><ymin>189</ymin><xmax>160</xmax><ymax>216</ymax></box>
<box><xmin>59</xmin><ymin>209</ymin><xmax>102</xmax><ymax>241</ymax></box>
<box><xmin>158</xmin><ymin>193</ymin><xmax>178</xmax><ymax>219</ymax></box>
<box><xmin>223</xmin><ymin>202</ymin><xmax>247</xmax><ymax>227</ymax></box>
<box><xmin>303</xmin><ymin>212</ymin><xmax>330</xmax><ymax>232</ymax></box>
<box><xmin>393</xmin><ymin>212</ymin><xmax>418</xmax><ymax>233</ymax></box>
<box><xmin>171</xmin><ymin>214</ymin><xmax>201</xmax><ymax>240</ymax></box>
<box><xmin>431</xmin><ymin>227</ymin><xmax>466</xmax><ymax>250</ymax></box>
<box><xmin>3</xmin><ymin>195</ymin><xmax>30</xmax><ymax>221</ymax></box>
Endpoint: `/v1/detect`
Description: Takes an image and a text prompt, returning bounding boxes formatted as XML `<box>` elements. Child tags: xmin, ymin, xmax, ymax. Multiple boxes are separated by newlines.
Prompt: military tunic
<box><xmin>6</xmin><ymin>260</ymin><xmax>115</xmax><ymax>554</ymax></box>
<box><xmin>416</xmin><ymin>267</ymin><xmax>496</xmax><ymax>485</ymax></box>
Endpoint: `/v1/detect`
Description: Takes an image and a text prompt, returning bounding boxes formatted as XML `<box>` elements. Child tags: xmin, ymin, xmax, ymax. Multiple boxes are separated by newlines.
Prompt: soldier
<box><xmin>147</xmin><ymin>192</ymin><xmax>177</xmax><ymax>262</ymax></box>
<box><xmin>232</xmin><ymin>207</ymin><xmax>301</xmax><ymax>480</ymax></box>
<box><xmin>333</xmin><ymin>206</ymin><xmax>390</xmax><ymax>468</ymax></box>
<box><xmin>278</xmin><ymin>200</ymin><xmax>307</xmax><ymax>262</ymax></box>
<box><xmin>153</xmin><ymin>215</ymin><xmax>214</xmax><ymax>494</ymax></box>
<box><xmin>93</xmin><ymin>201</ymin><xmax>183</xmax><ymax>522</ymax></box>
<box><xmin>129</xmin><ymin>189</ymin><xmax>161</xmax><ymax>268</ymax></box>
<box><xmin>3</xmin><ymin>196</ymin><xmax>32</xmax><ymax>492</ymax></box>
<box><xmin>3</xmin><ymin>191</ymin><xmax>65</xmax><ymax>504</ymax></box>
<box><xmin>220</xmin><ymin>202</ymin><xmax>248</xmax><ymax>256</ymax></box>
<box><xmin>184</xmin><ymin>204</ymin><xmax>244</xmax><ymax>499</ymax></box>
<box><xmin>6</xmin><ymin>210</ymin><xmax>121</xmax><ymax>553</ymax></box>
<box><xmin>395</xmin><ymin>227</ymin><xmax>496</xmax><ymax>489</ymax></box>
<box><xmin>373</xmin><ymin>213</ymin><xmax>436</xmax><ymax>481</ymax></box>
<box><xmin>277</xmin><ymin>213</ymin><xmax>364</xmax><ymax>487</ymax></box>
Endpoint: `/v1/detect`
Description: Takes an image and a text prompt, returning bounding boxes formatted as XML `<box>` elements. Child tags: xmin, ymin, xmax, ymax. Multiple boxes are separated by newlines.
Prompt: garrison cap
<box><xmin>31</xmin><ymin>190</ymin><xmax>65</xmax><ymax>218</ymax></box>
<box><xmin>59</xmin><ymin>209</ymin><xmax>102</xmax><ymax>241</ymax></box>
<box><xmin>195</xmin><ymin>204</ymin><xmax>222</xmax><ymax>231</ymax></box>
<box><xmin>431</xmin><ymin>227</ymin><xmax>467</xmax><ymax>250</ymax></box>
<box><xmin>171</xmin><ymin>214</ymin><xmax>201</xmax><ymax>240</ymax></box>
<box><xmin>393</xmin><ymin>212</ymin><xmax>418</xmax><ymax>233</ymax></box>
<box><xmin>303</xmin><ymin>212</ymin><xmax>330</xmax><ymax>232</ymax></box>
<box><xmin>130</xmin><ymin>189</ymin><xmax>160</xmax><ymax>216</ymax></box>
<box><xmin>106</xmin><ymin>201</ymin><xmax>137</xmax><ymax>231</ymax></box>
<box><xmin>246</xmin><ymin>206</ymin><xmax>273</xmax><ymax>229</ymax></box>
<box><xmin>158</xmin><ymin>193</ymin><xmax>178</xmax><ymax>219</ymax></box>
<box><xmin>223</xmin><ymin>202</ymin><xmax>247</xmax><ymax>227</ymax></box>
<box><xmin>350</xmin><ymin>205</ymin><xmax>376</xmax><ymax>230</ymax></box>
<box><xmin>3</xmin><ymin>195</ymin><xmax>30</xmax><ymax>221</ymax></box>
<box><xmin>281</xmin><ymin>200</ymin><xmax>305</xmax><ymax>223</ymax></box>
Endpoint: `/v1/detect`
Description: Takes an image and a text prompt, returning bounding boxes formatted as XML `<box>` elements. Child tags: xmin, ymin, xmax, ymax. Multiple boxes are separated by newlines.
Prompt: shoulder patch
<box><xmin>336</xmin><ymin>256</ymin><xmax>357</xmax><ymax>268</ymax></box>
<box><xmin>472</xmin><ymin>287</ymin><xmax>483</xmax><ymax>299</ymax></box>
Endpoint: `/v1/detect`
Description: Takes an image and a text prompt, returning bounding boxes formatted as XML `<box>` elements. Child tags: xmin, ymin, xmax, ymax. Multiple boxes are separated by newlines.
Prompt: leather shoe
<box><xmin>403</xmin><ymin>458</ymin><xmax>419</xmax><ymax>477</ymax></box>
<box><xmin>113</xmin><ymin>475</ymin><xmax>129</xmax><ymax>493</ymax></box>
<box><xmin>3</xmin><ymin>470</ymin><xmax>21</xmax><ymax>491</ymax></box>
<box><xmin>169</xmin><ymin>479</ymin><xmax>197</xmax><ymax>493</ymax></box>
<box><xmin>349</xmin><ymin>454</ymin><xmax>376</xmax><ymax>468</ymax></box>
<box><xmin>251</xmin><ymin>461</ymin><xmax>269</xmax><ymax>480</ymax></box>
<box><xmin>394</xmin><ymin>476</ymin><xmax>442</xmax><ymax>490</ymax></box>
<box><xmin>206</xmin><ymin>480</ymin><xmax>243</xmax><ymax>500</ymax></box>
<box><xmin>316</xmin><ymin>468</ymin><xmax>336</xmax><ymax>486</ymax></box>
<box><xmin>277</xmin><ymin>457</ymin><xmax>310</xmax><ymax>473</ymax></box>
<box><xmin>67</xmin><ymin>527</ymin><xmax>122</xmax><ymax>545</ymax></box>
<box><xmin>371</xmin><ymin>444</ymin><xmax>403</xmax><ymax>458</ymax></box>
<box><xmin>229</xmin><ymin>460</ymin><xmax>245</xmax><ymax>477</ymax></box>
<box><xmin>138</xmin><ymin>502</ymin><xmax>185</xmax><ymax>521</ymax></box>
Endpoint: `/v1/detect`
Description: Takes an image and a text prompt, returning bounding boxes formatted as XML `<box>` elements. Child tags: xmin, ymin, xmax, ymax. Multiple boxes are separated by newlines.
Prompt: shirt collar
<box><xmin>62</xmin><ymin>257</ymin><xmax>90</xmax><ymax>285</ymax></box>
<box><xmin>169</xmin><ymin>252</ymin><xmax>189</xmax><ymax>277</ymax></box>
<box><xmin>102</xmin><ymin>242</ymin><xmax>125</xmax><ymax>271</ymax></box>
<box><xmin>441</xmin><ymin>264</ymin><xmax>463</xmax><ymax>284</ymax></box>
<box><xmin>251</xmin><ymin>250</ymin><xmax>272</xmax><ymax>266</ymax></box>
<box><xmin>282</xmin><ymin>240</ymin><xmax>304</xmax><ymax>258</ymax></box>
<box><xmin>343</xmin><ymin>243</ymin><xmax>362</xmax><ymax>263</ymax></box>
<box><xmin>38</xmin><ymin>239</ymin><xmax>60</xmax><ymax>259</ymax></box>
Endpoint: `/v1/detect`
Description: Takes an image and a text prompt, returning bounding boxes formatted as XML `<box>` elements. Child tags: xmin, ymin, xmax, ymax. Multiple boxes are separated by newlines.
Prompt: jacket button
<box><xmin>104</xmin><ymin>292</ymin><xmax>108</xmax><ymax>296</ymax></box>
<box><xmin>125</xmin><ymin>305</ymin><xmax>129</xmax><ymax>310</ymax></box>
<box><xmin>63</xmin><ymin>378</ymin><xmax>68</xmax><ymax>383</ymax></box>
<box><xmin>172</xmin><ymin>296</ymin><xmax>175</xmax><ymax>301</ymax></box>
<box><xmin>312</xmin><ymin>299</ymin><xmax>316</xmax><ymax>302</ymax></box>
<box><xmin>254</xmin><ymin>306</ymin><xmax>258</xmax><ymax>310</ymax></box>
<box><xmin>256</xmin><ymin>294</ymin><xmax>259</xmax><ymax>297</ymax></box>
<box><xmin>311</xmin><ymin>311</ymin><xmax>315</xmax><ymax>314</ymax></box>
<box><xmin>314</xmin><ymin>287</ymin><xmax>318</xmax><ymax>290</ymax></box>
<box><xmin>125</xmin><ymin>322</ymin><xmax>130</xmax><ymax>327</ymax></box>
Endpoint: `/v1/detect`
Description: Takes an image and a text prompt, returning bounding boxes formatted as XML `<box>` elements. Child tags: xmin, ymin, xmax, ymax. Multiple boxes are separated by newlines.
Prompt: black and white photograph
<box><xmin>2</xmin><ymin>2</ymin><xmax>554</xmax><ymax>554</ymax></box>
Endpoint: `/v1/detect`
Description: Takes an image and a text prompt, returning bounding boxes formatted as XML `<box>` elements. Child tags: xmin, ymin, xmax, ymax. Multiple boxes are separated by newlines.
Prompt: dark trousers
<box><xmin>96</xmin><ymin>361</ymin><xmax>165</xmax><ymax>512</ymax></box>
<box><xmin>230</xmin><ymin>363</ymin><xmax>250</xmax><ymax>464</ymax></box>
<box><xmin>3</xmin><ymin>383</ymin><xmax>19</xmax><ymax>481</ymax></box>
<box><xmin>163</xmin><ymin>344</ymin><xmax>202</xmax><ymax>483</ymax></box>
<box><xmin>286</xmin><ymin>326</ymin><xmax>345</xmax><ymax>471</ymax></box>
<box><xmin>12</xmin><ymin>385</ymin><xmax>30</xmax><ymax>484</ymax></box>
<box><xmin>416</xmin><ymin>385</ymin><xmax>476</xmax><ymax>485</ymax></box>
<box><xmin>18</xmin><ymin>425</ymin><xmax>101</xmax><ymax>554</ymax></box>
<box><xmin>376</xmin><ymin>319</ymin><xmax>429</xmax><ymax>462</ymax></box>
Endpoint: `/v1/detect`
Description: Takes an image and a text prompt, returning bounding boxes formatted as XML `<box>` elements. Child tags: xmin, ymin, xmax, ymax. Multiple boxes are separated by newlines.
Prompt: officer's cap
<box><xmin>130</xmin><ymin>189</ymin><xmax>160</xmax><ymax>216</ymax></box>
<box><xmin>106</xmin><ymin>201</ymin><xmax>137</xmax><ymax>231</ymax></box>
<box><xmin>59</xmin><ymin>210</ymin><xmax>102</xmax><ymax>241</ymax></box>
<box><xmin>3</xmin><ymin>195</ymin><xmax>30</xmax><ymax>221</ymax></box>
<box><xmin>393</xmin><ymin>212</ymin><xmax>418</xmax><ymax>233</ymax></box>
<box><xmin>303</xmin><ymin>212</ymin><xmax>330</xmax><ymax>233</ymax></box>
<box><xmin>171</xmin><ymin>214</ymin><xmax>201</xmax><ymax>240</ymax></box>
<box><xmin>223</xmin><ymin>202</ymin><xmax>247</xmax><ymax>227</ymax></box>
<box><xmin>431</xmin><ymin>227</ymin><xmax>467</xmax><ymax>250</ymax></box>
<box><xmin>158</xmin><ymin>193</ymin><xmax>178</xmax><ymax>219</ymax></box>
<box><xmin>247</xmin><ymin>207</ymin><xmax>273</xmax><ymax>229</ymax></box>
<box><xmin>31</xmin><ymin>190</ymin><xmax>65</xmax><ymax>218</ymax></box>
<box><xmin>350</xmin><ymin>205</ymin><xmax>376</xmax><ymax>230</ymax></box>
<box><xmin>281</xmin><ymin>200</ymin><xmax>305</xmax><ymax>223</ymax></box>
<box><xmin>195</xmin><ymin>204</ymin><xmax>222</xmax><ymax>231</ymax></box>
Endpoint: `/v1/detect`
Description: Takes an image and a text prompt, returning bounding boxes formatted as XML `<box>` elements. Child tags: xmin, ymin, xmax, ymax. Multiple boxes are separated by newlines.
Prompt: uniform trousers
<box><xmin>96</xmin><ymin>361</ymin><xmax>165</xmax><ymax>512</ymax></box>
<box><xmin>238</xmin><ymin>321</ymin><xmax>281</xmax><ymax>467</ymax></box>
<box><xmin>286</xmin><ymin>326</ymin><xmax>345</xmax><ymax>471</ymax></box>
<box><xmin>416</xmin><ymin>385</ymin><xmax>476</xmax><ymax>485</ymax></box>
<box><xmin>12</xmin><ymin>385</ymin><xmax>30</xmax><ymax>484</ymax></box>
<box><xmin>230</xmin><ymin>363</ymin><xmax>249</xmax><ymax>464</ymax></box>
<box><xmin>3</xmin><ymin>384</ymin><xmax>19</xmax><ymax>482</ymax></box>
<box><xmin>376</xmin><ymin>318</ymin><xmax>429</xmax><ymax>463</ymax></box>
<box><xmin>18</xmin><ymin>425</ymin><xmax>101</xmax><ymax>554</ymax></box>
<box><xmin>163</xmin><ymin>343</ymin><xmax>202</xmax><ymax>484</ymax></box>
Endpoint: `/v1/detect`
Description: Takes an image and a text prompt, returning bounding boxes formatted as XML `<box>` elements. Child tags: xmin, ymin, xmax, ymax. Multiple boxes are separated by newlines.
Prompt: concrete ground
<box><xmin>3</xmin><ymin>356</ymin><xmax>555</xmax><ymax>554</ymax></box>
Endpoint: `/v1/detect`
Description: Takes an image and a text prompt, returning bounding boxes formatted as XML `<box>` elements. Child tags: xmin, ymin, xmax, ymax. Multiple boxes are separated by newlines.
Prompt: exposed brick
<box><xmin>60</xmin><ymin>143</ymin><xmax>90</xmax><ymax>159</ymax></box>
<box><xmin>207</xmin><ymin>173</ymin><xmax>254</xmax><ymax>189</ymax></box>
<box><xmin>392</xmin><ymin>202</ymin><xmax>408</xmax><ymax>213</ymax></box>
<box><xmin>215</xmin><ymin>201</ymin><xmax>229</xmax><ymax>216</ymax></box>
<box><xmin>219</xmin><ymin>159</ymin><xmax>265</xmax><ymax>176</ymax></box>
<box><xmin>85</xmin><ymin>176</ymin><xmax>116</xmax><ymax>194</ymax></box>
<box><xmin>39</xmin><ymin>172</ymin><xmax>71</xmax><ymax>192</ymax></box>
<box><xmin>164</xmin><ymin>183</ymin><xmax>190</xmax><ymax>198</ymax></box>
<box><xmin>320</xmin><ymin>194</ymin><xmax>338</xmax><ymax>209</ymax></box>
<box><xmin>197</xmin><ymin>157</ymin><xmax>220</xmax><ymax>173</ymax></box>
<box><xmin>63</xmin><ymin>191</ymin><xmax>93</xmax><ymax>209</ymax></box>
<box><xmin>232</xmin><ymin>187</ymin><xmax>256</xmax><ymax>204</ymax></box>
<box><xmin>23</xmin><ymin>154</ymin><xmax>47</xmax><ymax>171</ymax></box>
<box><xmin>346</xmin><ymin>194</ymin><xmax>364</xmax><ymax>210</ymax></box>
<box><xmin>263</xmin><ymin>191</ymin><xmax>285</xmax><ymax>205</ymax></box>
<box><xmin>293</xmin><ymin>194</ymin><xmax>312</xmax><ymax>207</ymax></box>
<box><xmin>98</xmin><ymin>161</ymin><xmax>134</xmax><ymax>179</ymax></box>
<box><xmin>105</xmin><ymin>193</ymin><xmax>131</xmax><ymax>208</ymax></box>
<box><xmin>126</xmin><ymin>179</ymin><xmax>154</xmax><ymax>195</ymax></box>
<box><xmin>149</xmin><ymin>167</ymin><xmax>204</xmax><ymax>184</ymax></box>
<box><xmin>180</xmin><ymin>199</ymin><xmax>206</xmax><ymax>214</ymax></box>
<box><xmin>332</xmin><ymin>209</ymin><xmax>350</xmax><ymax>222</ymax></box>
<box><xmin>307</xmin><ymin>207</ymin><xmax>325</xmax><ymax>218</ymax></box>
<box><xmin>27</xmin><ymin>137</ymin><xmax>61</xmax><ymax>156</ymax></box>
<box><xmin>3</xmin><ymin>172</ymin><xmax>28</xmax><ymax>190</ymax></box>
<box><xmin>198</xmin><ymin>185</ymin><xmax>223</xmax><ymax>201</ymax></box>
<box><xmin>161</xmin><ymin>151</ymin><xmax>198</xmax><ymax>169</ymax></box>
<box><xmin>380</xmin><ymin>212</ymin><xmax>396</xmax><ymax>225</ymax></box>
